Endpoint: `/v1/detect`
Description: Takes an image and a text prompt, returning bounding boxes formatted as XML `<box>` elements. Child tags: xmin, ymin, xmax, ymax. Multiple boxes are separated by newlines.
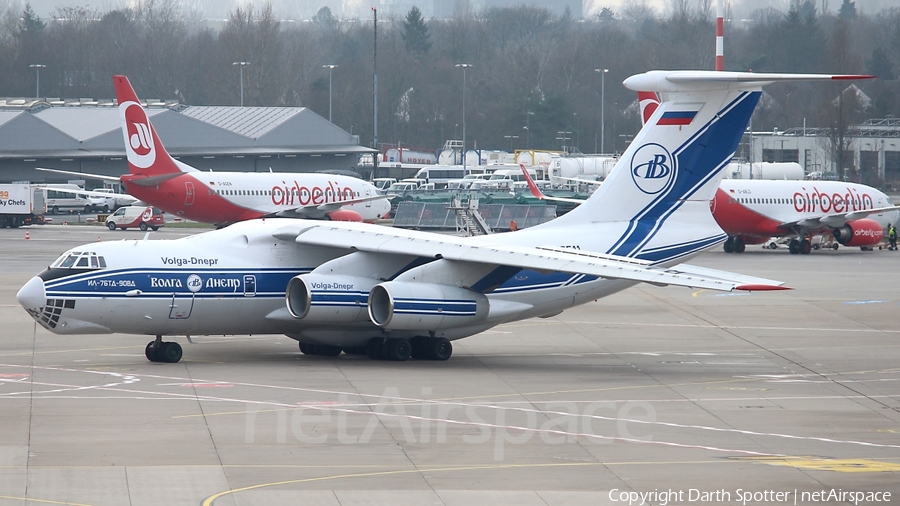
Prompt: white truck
<box><xmin>0</xmin><ymin>184</ymin><xmax>46</xmax><ymax>228</ymax></box>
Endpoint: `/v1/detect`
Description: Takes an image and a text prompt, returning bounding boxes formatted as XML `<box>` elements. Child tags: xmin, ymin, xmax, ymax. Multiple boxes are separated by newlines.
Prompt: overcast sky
<box><xmin>15</xmin><ymin>0</ymin><xmax>900</xmax><ymax>20</ymax></box>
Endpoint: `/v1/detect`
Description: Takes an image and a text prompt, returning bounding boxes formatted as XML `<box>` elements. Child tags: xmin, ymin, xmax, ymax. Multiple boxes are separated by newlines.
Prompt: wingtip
<box><xmin>735</xmin><ymin>284</ymin><xmax>792</xmax><ymax>291</ymax></box>
<box><xmin>831</xmin><ymin>74</ymin><xmax>876</xmax><ymax>80</ymax></box>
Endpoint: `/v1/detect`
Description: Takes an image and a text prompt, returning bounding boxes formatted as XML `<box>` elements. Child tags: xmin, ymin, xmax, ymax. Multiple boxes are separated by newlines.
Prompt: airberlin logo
<box><xmin>792</xmin><ymin>187</ymin><xmax>874</xmax><ymax>214</ymax></box>
<box><xmin>271</xmin><ymin>180</ymin><xmax>357</xmax><ymax>207</ymax></box>
<box><xmin>119</xmin><ymin>101</ymin><xmax>156</xmax><ymax>169</ymax></box>
<box><xmin>630</xmin><ymin>143</ymin><xmax>676</xmax><ymax>195</ymax></box>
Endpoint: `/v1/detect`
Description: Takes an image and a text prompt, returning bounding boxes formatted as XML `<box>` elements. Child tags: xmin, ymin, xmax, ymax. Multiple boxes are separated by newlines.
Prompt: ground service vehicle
<box><xmin>105</xmin><ymin>205</ymin><xmax>165</xmax><ymax>231</ymax></box>
<box><xmin>42</xmin><ymin>185</ymin><xmax>92</xmax><ymax>215</ymax></box>
<box><xmin>0</xmin><ymin>184</ymin><xmax>45</xmax><ymax>227</ymax></box>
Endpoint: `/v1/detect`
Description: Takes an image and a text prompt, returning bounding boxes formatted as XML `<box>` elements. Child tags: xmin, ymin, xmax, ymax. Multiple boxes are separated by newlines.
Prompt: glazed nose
<box><xmin>17</xmin><ymin>276</ymin><xmax>46</xmax><ymax>311</ymax></box>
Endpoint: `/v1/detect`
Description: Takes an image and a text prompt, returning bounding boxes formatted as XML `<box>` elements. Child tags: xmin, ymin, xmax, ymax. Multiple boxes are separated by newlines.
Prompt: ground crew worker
<box><xmin>889</xmin><ymin>224</ymin><xmax>897</xmax><ymax>250</ymax></box>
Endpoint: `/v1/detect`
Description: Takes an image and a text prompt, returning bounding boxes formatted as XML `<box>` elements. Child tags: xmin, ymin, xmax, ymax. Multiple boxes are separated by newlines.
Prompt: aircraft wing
<box><xmin>36</xmin><ymin>167</ymin><xmax>121</xmax><ymax>182</ymax></box>
<box><xmin>273</xmin><ymin>194</ymin><xmax>390</xmax><ymax>218</ymax></box>
<box><xmin>780</xmin><ymin>205</ymin><xmax>900</xmax><ymax>229</ymax></box>
<box><xmin>273</xmin><ymin>222</ymin><xmax>788</xmax><ymax>292</ymax></box>
<box><xmin>33</xmin><ymin>185</ymin><xmax>137</xmax><ymax>202</ymax></box>
<box><xmin>519</xmin><ymin>164</ymin><xmax>587</xmax><ymax>204</ymax></box>
<box><xmin>557</xmin><ymin>176</ymin><xmax>603</xmax><ymax>186</ymax></box>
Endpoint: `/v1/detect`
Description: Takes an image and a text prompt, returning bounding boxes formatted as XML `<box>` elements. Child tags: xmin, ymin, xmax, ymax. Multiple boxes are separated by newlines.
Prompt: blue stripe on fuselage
<box><xmin>43</xmin><ymin>267</ymin><xmax>309</xmax><ymax>299</ymax></box>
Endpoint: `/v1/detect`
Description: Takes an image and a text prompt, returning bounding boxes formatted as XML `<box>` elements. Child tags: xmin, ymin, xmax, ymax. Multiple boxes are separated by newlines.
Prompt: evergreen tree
<box><xmin>866</xmin><ymin>47</ymin><xmax>894</xmax><ymax>80</ymax></box>
<box><xmin>19</xmin><ymin>3</ymin><xmax>45</xmax><ymax>33</ymax></box>
<box><xmin>838</xmin><ymin>0</ymin><xmax>856</xmax><ymax>20</ymax></box>
<box><xmin>402</xmin><ymin>6</ymin><xmax>431</xmax><ymax>58</ymax></box>
<box><xmin>597</xmin><ymin>7</ymin><xmax>615</xmax><ymax>23</ymax></box>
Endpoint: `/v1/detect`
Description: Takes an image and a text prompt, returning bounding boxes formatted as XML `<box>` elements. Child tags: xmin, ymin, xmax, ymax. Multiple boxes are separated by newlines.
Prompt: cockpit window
<box><xmin>41</xmin><ymin>251</ymin><xmax>108</xmax><ymax>282</ymax></box>
<box><xmin>57</xmin><ymin>254</ymin><xmax>79</xmax><ymax>268</ymax></box>
<box><xmin>50</xmin><ymin>251</ymin><xmax>107</xmax><ymax>270</ymax></box>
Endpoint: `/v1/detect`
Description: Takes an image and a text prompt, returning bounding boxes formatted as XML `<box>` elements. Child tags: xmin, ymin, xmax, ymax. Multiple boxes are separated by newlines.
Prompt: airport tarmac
<box><xmin>1</xmin><ymin>225</ymin><xmax>899</xmax><ymax>506</ymax></box>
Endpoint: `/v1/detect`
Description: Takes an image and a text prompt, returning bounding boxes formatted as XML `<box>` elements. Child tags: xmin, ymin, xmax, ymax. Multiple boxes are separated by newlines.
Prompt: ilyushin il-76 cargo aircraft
<box><xmin>19</xmin><ymin>70</ymin><xmax>866</xmax><ymax>364</ymax></box>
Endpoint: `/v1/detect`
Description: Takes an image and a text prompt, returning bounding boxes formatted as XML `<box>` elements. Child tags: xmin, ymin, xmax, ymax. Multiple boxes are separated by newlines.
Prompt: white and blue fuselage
<box><xmin>19</xmin><ymin>218</ymin><xmax>635</xmax><ymax>345</ymax></box>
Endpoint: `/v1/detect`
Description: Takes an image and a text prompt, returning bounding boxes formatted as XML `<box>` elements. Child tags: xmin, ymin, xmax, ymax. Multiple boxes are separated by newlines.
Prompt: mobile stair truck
<box><xmin>0</xmin><ymin>184</ymin><xmax>46</xmax><ymax>228</ymax></box>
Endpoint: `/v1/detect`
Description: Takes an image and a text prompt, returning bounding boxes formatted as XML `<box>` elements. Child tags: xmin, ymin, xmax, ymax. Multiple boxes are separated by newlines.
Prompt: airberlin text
<box><xmin>271</xmin><ymin>180</ymin><xmax>356</xmax><ymax>207</ymax></box>
<box><xmin>608</xmin><ymin>488</ymin><xmax>890</xmax><ymax>505</ymax></box>
<box><xmin>793</xmin><ymin>187</ymin><xmax>874</xmax><ymax>214</ymax></box>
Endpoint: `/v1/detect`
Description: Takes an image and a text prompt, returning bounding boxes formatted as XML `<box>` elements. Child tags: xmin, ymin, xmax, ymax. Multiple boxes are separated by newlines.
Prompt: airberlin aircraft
<box><xmin>37</xmin><ymin>76</ymin><xmax>390</xmax><ymax>227</ymax></box>
<box><xmin>22</xmin><ymin>69</ymin><xmax>865</xmax><ymax>364</ymax></box>
<box><xmin>713</xmin><ymin>180</ymin><xmax>898</xmax><ymax>254</ymax></box>
<box><xmin>634</xmin><ymin>88</ymin><xmax>897</xmax><ymax>255</ymax></box>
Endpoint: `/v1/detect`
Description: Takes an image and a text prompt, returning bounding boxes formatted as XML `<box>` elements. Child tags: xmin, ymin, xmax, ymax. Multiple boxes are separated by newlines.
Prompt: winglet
<box><xmin>519</xmin><ymin>164</ymin><xmax>545</xmax><ymax>200</ymax></box>
<box><xmin>735</xmin><ymin>284</ymin><xmax>792</xmax><ymax>291</ymax></box>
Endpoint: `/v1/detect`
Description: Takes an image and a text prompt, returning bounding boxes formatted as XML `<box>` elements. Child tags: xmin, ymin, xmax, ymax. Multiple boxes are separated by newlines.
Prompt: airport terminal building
<box><xmin>751</xmin><ymin>118</ymin><xmax>900</xmax><ymax>187</ymax></box>
<box><xmin>0</xmin><ymin>98</ymin><xmax>375</xmax><ymax>186</ymax></box>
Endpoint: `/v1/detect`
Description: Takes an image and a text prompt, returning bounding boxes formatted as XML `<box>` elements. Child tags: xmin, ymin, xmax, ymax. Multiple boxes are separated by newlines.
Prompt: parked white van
<box><xmin>42</xmin><ymin>185</ymin><xmax>92</xmax><ymax>215</ymax></box>
<box><xmin>106</xmin><ymin>206</ymin><xmax>166</xmax><ymax>231</ymax></box>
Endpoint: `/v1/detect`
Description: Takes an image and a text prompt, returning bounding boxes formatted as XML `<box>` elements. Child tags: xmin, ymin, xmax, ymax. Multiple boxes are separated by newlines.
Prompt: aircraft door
<box><xmin>243</xmin><ymin>275</ymin><xmax>256</xmax><ymax>297</ymax></box>
<box><xmin>365</xmin><ymin>186</ymin><xmax>372</xmax><ymax>207</ymax></box>
<box><xmin>168</xmin><ymin>293</ymin><xmax>195</xmax><ymax>319</ymax></box>
<box><xmin>184</xmin><ymin>181</ymin><xmax>195</xmax><ymax>206</ymax></box>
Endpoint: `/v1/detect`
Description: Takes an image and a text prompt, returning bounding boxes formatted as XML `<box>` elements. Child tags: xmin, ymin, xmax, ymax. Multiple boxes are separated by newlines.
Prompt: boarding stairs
<box><xmin>450</xmin><ymin>195</ymin><xmax>492</xmax><ymax>236</ymax></box>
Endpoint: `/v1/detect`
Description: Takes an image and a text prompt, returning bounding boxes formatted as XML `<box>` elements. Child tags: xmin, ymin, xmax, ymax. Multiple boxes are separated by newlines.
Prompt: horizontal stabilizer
<box><xmin>36</xmin><ymin>167</ymin><xmax>121</xmax><ymax>182</ymax></box>
<box><xmin>625</xmin><ymin>71</ymin><xmax>874</xmax><ymax>92</ymax></box>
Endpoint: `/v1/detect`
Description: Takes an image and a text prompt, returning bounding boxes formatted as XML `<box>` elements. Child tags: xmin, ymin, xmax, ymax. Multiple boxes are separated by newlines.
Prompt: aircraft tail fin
<box><xmin>551</xmin><ymin>71</ymin><xmax>872</xmax><ymax>262</ymax></box>
<box><xmin>113</xmin><ymin>75</ymin><xmax>184</xmax><ymax>178</ymax></box>
<box><xmin>638</xmin><ymin>91</ymin><xmax>660</xmax><ymax>125</ymax></box>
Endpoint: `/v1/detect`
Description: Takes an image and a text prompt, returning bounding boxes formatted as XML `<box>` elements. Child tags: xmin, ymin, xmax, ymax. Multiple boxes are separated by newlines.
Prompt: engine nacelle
<box><xmin>286</xmin><ymin>274</ymin><xmax>376</xmax><ymax>323</ymax></box>
<box><xmin>832</xmin><ymin>218</ymin><xmax>884</xmax><ymax>247</ymax></box>
<box><xmin>368</xmin><ymin>282</ymin><xmax>489</xmax><ymax>331</ymax></box>
<box><xmin>324</xmin><ymin>209</ymin><xmax>363</xmax><ymax>222</ymax></box>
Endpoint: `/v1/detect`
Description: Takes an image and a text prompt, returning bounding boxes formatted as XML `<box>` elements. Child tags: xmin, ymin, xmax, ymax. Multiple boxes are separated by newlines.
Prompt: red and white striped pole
<box><xmin>715</xmin><ymin>0</ymin><xmax>724</xmax><ymax>71</ymax></box>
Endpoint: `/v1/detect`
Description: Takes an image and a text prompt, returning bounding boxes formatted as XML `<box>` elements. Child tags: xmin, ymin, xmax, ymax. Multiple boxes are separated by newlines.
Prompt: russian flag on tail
<box><xmin>657</xmin><ymin>110</ymin><xmax>698</xmax><ymax>126</ymax></box>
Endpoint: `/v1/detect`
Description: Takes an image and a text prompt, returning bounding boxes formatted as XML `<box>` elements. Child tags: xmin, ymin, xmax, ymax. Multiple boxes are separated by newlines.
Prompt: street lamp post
<box><xmin>573</xmin><ymin>112</ymin><xmax>579</xmax><ymax>151</ymax></box>
<box><xmin>322</xmin><ymin>65</ymin><xmax>337</xmax><ymax>121</ymax></box>
<box><xmin>504</xmin><ymin>135</ymin><xmax>519</xmax><ymax>151</ymax></box>
<box><xmin>322</xmin><ymin>64</ymin><xmax>338</xmax><ymax>122</ymax></box>
<box><xmin>525</xmin><ymin>110</ymin><xmax>534</xmax><ymax>149</ymax></box>
<box><xmin>29</xmin><ymin>64</ymin><xmax>46</xmax><ymax>99</ymax></box>
<box><xmin>595</xmin><ymin>68</ymin><xmax>608</xmax><ymax>153</ymax></box>
<box><xmin>556</xmin><ymin>131</ymin><xmax>572</xmax><ymax>152</ymax></box>
<box><xmin>455</xmin><ymin>63</ymin><xmax>472</xmax><ymax>173</ymax></box>
<box><xmin>233</xmin><ymin>62</ymin><xmax>250</xmax><ymax>107</ymax></box>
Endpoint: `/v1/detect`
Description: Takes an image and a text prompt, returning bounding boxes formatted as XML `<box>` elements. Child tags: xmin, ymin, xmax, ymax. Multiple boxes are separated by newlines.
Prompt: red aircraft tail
<box><xmin>637</xmin><ymin>91</ymin><xmax>660</xmax><ymax>125</ymax></box>
<box><xmin>114</xmin><ymin>75</ymin><xmax>182</xmax><ymax>178</ymax></box>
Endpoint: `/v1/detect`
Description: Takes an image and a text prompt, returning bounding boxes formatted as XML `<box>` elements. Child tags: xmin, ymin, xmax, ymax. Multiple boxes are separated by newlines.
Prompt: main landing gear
<box><xmin>298</xmin><ymin>337</ymin><xmax>453</xmax><ymax>362</ymax></box>
<box><xmin>145</xmin><ymin>335</ymin><xmax>183</xmax><ymax>363</ymax></box>
<box><xmin>723</xmin><ymin>236</ymin><xmax>745</xmax><ymax>253</ymax></box>
<box><xmin>788</xmin><ymin>238</ymin><xmax>812</xmax><ymax>255</ymax></box>
<box><xmin>365</xmin><ymin>337</ymin><xmax>452</xmax><ymax>361</ymax></box>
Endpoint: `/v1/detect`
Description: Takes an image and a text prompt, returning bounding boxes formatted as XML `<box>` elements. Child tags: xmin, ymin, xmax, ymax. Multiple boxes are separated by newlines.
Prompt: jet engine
<box><xmin>324</xmin><ymin>209</ymin><xmax>363</xmax><ymax>222</ymax></box>
<box><xmin>368</xmin><ymin>282</ymin><xmax>489</xmax><ymax>331</ymax></box>
<box><xmin>286</xmin><ymin>274</ymin><xmax>376</xmax><ymax>323</ymax></box>
<box><xmin>831</xmin><ymin>218</ymin><xmax>884</xmax><ymax>247</ymax></box>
